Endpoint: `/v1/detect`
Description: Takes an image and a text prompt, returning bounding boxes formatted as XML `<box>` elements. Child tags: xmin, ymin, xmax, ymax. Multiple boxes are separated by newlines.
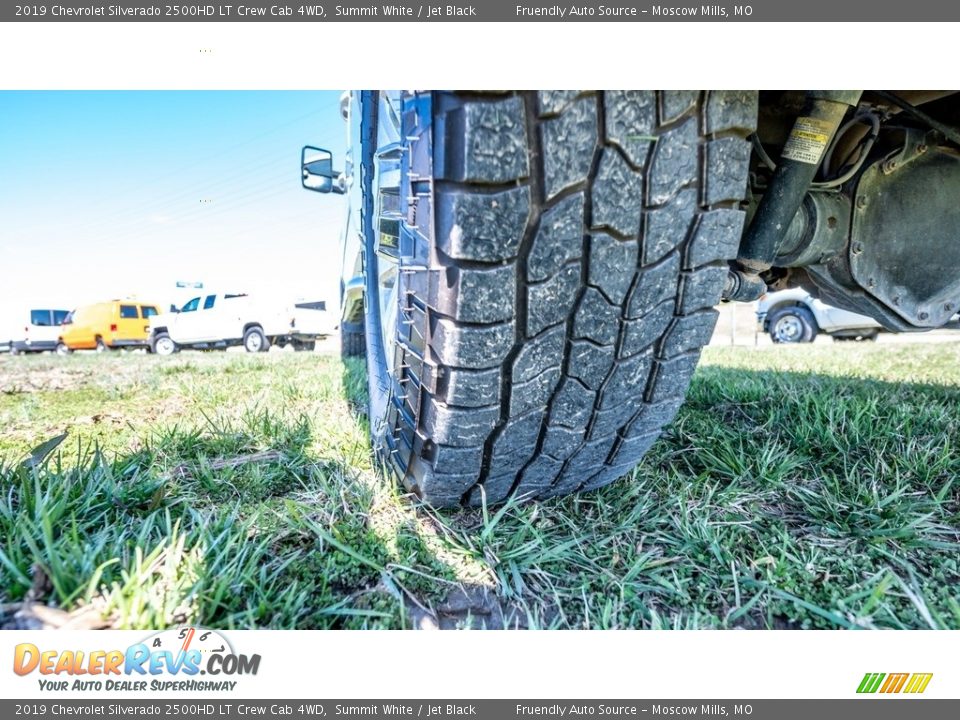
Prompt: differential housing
<box><xmin>778</xmin><ymin>143</ymin><xmax>960</xmax><ymax>331</ymax></box>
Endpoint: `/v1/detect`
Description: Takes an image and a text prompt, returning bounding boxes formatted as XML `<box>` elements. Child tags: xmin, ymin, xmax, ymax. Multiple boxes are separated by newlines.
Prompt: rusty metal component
<box><xmin>724</xmin><ymin>91</ymin><xmax>862</xmax><ymax>302</ymax></box>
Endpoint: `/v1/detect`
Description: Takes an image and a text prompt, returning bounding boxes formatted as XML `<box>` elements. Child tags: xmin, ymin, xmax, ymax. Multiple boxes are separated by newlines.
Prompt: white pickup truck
<box><xmin>148</xmin><ymin>293</ymin><xmax>333</xmax><ymax>355</ymax></box>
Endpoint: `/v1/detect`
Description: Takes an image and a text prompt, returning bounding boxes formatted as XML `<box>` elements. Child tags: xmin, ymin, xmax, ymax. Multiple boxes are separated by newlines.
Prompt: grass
<box><xmin>1</xmin><ymin>342</ymin><xmax>959</xmax><ymax>630</ymax></box>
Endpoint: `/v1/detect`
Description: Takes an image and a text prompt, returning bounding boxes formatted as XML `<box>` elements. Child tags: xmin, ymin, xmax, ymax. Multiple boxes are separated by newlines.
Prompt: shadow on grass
<box><xmin>1</xmin><ymin>357</ymin><xmax>958</xmax><ymax>630</ymax></box>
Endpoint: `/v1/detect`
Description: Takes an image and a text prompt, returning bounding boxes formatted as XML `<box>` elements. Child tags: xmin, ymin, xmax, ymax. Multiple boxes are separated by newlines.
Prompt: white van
<box><xmin>5</xmin><ymin>309</ymin><xmax>71</xmax><ymax>354</ymax></box>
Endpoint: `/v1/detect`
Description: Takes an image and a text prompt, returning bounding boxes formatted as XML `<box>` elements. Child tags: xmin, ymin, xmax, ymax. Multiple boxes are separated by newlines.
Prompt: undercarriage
<box><xmin>726</xmin><ymin>90</ymin><xmax>960</xmax><ymax>332</ymax></box>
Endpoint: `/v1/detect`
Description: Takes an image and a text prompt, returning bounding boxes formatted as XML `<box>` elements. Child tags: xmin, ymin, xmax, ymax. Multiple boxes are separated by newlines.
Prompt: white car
<box><xmin>148</xmin><ymin>293</ymin><xmax>333</xmax><ymax>355</ymax></box>
<box><xmin>757</xmin><ymin>288</ymin><xmax>882</xmax><ymax>343</ymax></box>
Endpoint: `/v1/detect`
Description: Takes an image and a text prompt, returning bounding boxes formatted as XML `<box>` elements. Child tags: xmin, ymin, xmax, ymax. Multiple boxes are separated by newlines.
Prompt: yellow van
<box><xmin>57</xmin><ymin>300</ymin><xmax>160</xmax><ymax>353</ymax></box>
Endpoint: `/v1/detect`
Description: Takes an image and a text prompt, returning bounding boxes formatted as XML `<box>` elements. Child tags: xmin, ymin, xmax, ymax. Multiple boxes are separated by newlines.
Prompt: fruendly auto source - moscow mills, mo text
<box><xmin>13</xmin><ymin>2</ymin><xmax>753</xmax><ymax>18</ymax></box>
<box><xmin>515</xmin><ymin>4</ymin><xmax>751</xmax><ymax>17</ymax></box>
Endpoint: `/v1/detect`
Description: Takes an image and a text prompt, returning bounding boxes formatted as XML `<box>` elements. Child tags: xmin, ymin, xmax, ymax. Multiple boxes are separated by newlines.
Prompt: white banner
<box><xmin>2</xmin><ymin>629</ymin><xmax>955</xmax><ymax>699</ymax></box>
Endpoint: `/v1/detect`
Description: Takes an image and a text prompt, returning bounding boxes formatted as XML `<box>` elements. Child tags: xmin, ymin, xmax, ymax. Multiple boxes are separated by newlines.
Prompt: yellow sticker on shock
<box><xmin>781</xmin><ymin>116</ymin><xmax>834</xmax><ymax>165</ymax></box>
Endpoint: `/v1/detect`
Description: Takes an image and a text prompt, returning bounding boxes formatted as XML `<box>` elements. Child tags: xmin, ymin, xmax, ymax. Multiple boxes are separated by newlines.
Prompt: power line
<box><xmin>48</xmin><ymin>93</ymin><xmax>344</xmax><ymax>226</ymax></box>
<box><xmin>62</xmin><ymin>125</ymin><xmax>346</xmax><ymax>238</ymax></box>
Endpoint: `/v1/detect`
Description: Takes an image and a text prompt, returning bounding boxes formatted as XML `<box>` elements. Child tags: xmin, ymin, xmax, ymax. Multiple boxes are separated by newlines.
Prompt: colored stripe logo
<box><xmin>857</xmin><ymin>672</ymin><xmax>933</xmax><ymax>694</ymax></box>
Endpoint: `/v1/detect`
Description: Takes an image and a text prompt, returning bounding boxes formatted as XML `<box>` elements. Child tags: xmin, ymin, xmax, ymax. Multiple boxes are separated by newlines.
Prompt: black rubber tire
<box><xmin>151</xmin><ymin>332</ymin><xmax>179</xmax><ymax>356</ymax></box>
<box><xmin>361</xmin><ymin>91</ymin><xmax>756</xmax><ymax>507</ymax></box>
<box><xmin>768</xmin><ymin>306</ymin><xmax>818</xmax><ymax>344</ymax></box>
<box><xmin>95</xmin><ymin>337</ymin><xmax>109</xmax><ymax>353</ymax></box>
<box><xmin>243</xmin><ymin>326</ymin><xmax>270</xmax><ymax>353</ymax></box>
<box><xmin>56</xmin><ymin>341</ymin><xmax>72</xmax><ymax>356</ymax></box>
<box><xmin>340</xmin><ymin>322</ymin><xmax>366</xmax><ymax>358</ymax></box>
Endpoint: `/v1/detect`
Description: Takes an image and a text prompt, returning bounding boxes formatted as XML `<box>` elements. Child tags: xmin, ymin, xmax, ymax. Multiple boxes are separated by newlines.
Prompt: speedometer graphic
<box><xmin>141</xmin><ymin>627</ymin><xmax>235</xmax><ymax>658</ymax></box>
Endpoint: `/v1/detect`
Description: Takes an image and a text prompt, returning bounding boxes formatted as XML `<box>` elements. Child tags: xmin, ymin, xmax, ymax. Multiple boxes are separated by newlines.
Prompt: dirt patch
<box><xmin>0</xmin><ymin>565</ymin><xmax>113</xmax><ymax>630</ymax></box>
<box><xmin>406</xmin><ymin>584</ymin><xmax>557</xmax><ymax>630</ymax></box>
<box><xmin>0</xmin><ymin>363</ymin><xmax>99</xmax><ymax>394</ymax></box>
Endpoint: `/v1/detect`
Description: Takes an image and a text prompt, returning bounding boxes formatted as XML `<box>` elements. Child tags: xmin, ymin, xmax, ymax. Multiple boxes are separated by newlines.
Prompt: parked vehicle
<box><xmin>57</xmin><ymin>300</ymin><xmax>160</xmax><ymax>353</ymax></box>
<box><xmin>3</xmin><ymin>309</ymin><xmax>70</xmax><ymax>354</ymax></box>
<box><xmin>302</xmin><ymin>90</ymin><xmax>960</xmax><ymax>507</ymax></box>
<box><xmin>757</xmin><ymin>288</ymin><xmax>881</xmax><ymax>343</ymax></box>
<box><xmin>148</xmin><ymin>293</ymin><xmax>332</xmax><ymax>355</ymax></box>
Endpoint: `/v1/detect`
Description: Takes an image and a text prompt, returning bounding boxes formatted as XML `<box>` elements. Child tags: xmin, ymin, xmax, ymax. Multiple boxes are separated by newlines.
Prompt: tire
<box><xmin>95</xmin><ymin>337</ymin><xmax>109</xmax><ymax>353</ymax></box>
<box><xmin>768</xmin><ymin>306</ymin><xmax>818</xmax><ymax>343</ymax></box>
<box><xmin>243</xmin><ymin>326</ymin><xmax>269</xmax><ymax>353</ymax></box>
<box><xmin>56</xmin><ymin>342</ymin><xmax>72</xmax><ymax>355</ymax></box>
<box><xmin>359</xmin><ymin>91</ymin><xmax>756</xmax><ymax>507</ymax></box>
<box><xmin>9</xmin><ymin>345</ymin><xmax>20</xmax><ymax>356</ymax></box>
<box><xmin>340</xmin><ymin>322</ymin><xmax>366</xmax><ymax>358</ymax></box>
<box><xmin>152</xmin><ymin>332</ymin><xmax>178</xmax><ymax>356</ymax></box>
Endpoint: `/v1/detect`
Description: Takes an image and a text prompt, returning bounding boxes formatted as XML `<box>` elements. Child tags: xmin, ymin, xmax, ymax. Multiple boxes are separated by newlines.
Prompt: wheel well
<box><xmin>769</xmin><ymin>300</ymin><xmax>809</xmax><ymax>314</ymax></box>
<box><xmin>152</xmin><ymin>326</ymin><xmax>168</xmax><ymax>335</ymax></box>
<box><xmin>242</xmin><ymin>323</ymin><xmax>263</xmax><ymax>335</ymax></box>
<box><xmin>341</xmin><ymin>291</ymin><xmax>365</xmax><ymax>326</ymax></box>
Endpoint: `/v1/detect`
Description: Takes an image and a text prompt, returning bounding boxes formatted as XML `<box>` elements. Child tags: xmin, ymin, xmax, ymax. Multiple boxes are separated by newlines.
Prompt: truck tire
<box><xmin>768</xmin><ymin>306</ymin><xmax>818</xmax><ymax>343</ymax></box>
<box><xmin>95</xmin><ymin>337</ymin><xmax>109</xmax><ymax>353</ymax></box>
<box><xmin>56</xmin><ymin>341</ymin><xmax>72</xmax><ymax>356</ymax></box>
<box><xmin>360</xmin><ymin>91</ymin><xmax>756</xmax><ymax>506</ymax></box>
<box><xmin>243</xmin><ymin>326</ymin><xmax>270</xmax><ymax>353</ymax></box>
<box><xmin>340</xmin><ymin>322</ymin><xmax>366</xmax><ymax>358</ymax></box>
<box><xmin>152</xmin><ymin>332</ymin><xmax>179</xmax><ymax>356</ymax></box>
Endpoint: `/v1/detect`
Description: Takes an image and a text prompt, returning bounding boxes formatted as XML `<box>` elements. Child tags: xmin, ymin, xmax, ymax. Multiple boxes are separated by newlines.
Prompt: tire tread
<box><xmin>379</xmin><ymin>91</ymin><xmax>756</xmax><ymax>505</ymax></box>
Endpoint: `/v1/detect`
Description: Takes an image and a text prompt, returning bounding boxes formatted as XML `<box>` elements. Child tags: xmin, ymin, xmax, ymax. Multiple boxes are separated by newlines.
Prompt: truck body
<box><xmin>148</xmin><ymin>293</ymin><xmax>333</xmax><ymax>354</ymax></box>
<box><xmin>757</xmin><ymin>288</ymin><xmax>882</xmax><ymax>342</ymax></box>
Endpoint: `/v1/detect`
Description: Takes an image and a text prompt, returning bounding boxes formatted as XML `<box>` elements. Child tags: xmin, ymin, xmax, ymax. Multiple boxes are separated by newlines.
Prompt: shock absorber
<box><xmin>724</xmin><ymin>91</ymin><xmax>863</xmax><ymax>302</ymax></box>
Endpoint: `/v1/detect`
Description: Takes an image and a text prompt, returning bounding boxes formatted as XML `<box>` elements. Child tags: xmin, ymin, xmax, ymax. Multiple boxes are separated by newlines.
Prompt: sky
<box><xmin>0</xmin><ymin>90</ymin><xmax>347</xmax><ymax>326</ymax></box>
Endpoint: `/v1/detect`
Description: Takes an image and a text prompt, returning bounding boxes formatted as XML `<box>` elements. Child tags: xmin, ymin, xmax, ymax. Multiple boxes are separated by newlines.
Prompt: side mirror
<box><xmin>302</xmin><ymin>146</ymin><xmax>344</xmax><ymax>194</ymax></box>
<box><xmin>169</xmin><ymin>304</ymin><xmax>180</xmax><ymax>313</ymax></box>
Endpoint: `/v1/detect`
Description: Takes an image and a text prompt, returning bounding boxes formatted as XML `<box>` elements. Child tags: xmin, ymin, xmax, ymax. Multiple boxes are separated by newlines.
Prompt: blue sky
<box><xmin>0</xmin><ymin>91</ymin><xmax>347</xmax><ymax>322</ymax></box>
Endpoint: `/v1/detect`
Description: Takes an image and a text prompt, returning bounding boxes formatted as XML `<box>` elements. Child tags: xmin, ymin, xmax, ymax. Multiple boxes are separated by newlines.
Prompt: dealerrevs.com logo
<box><xmin>857</xmin><ymin>672</ymin><xmax>933</xmax><ymax>694</ymax></box>
<box><xmin>13</xmin><ymin>627</ymin><xmax>261</xmax><ymax>693</ymax></box>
